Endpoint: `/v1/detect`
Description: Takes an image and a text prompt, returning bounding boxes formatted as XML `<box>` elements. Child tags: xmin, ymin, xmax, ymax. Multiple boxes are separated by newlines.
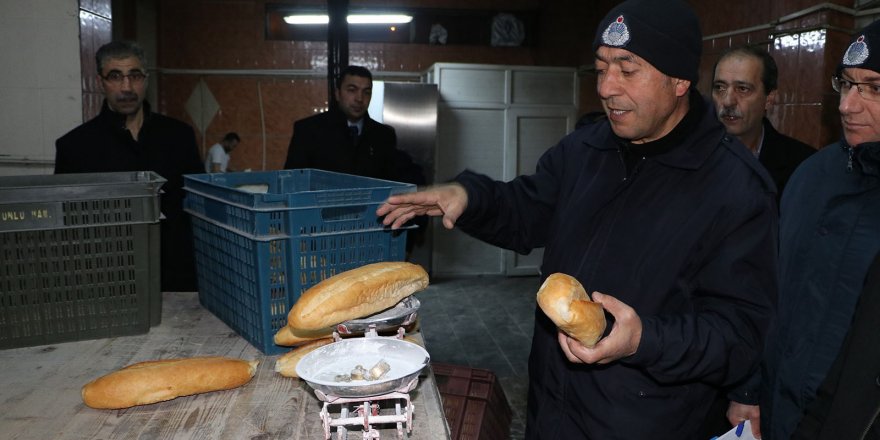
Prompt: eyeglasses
<box><xmin>101</xmin><ymin>71</ymin><xmax>148</xmax><ymax>84</ymax></box>
<box><xmin>831</xmin><ymin>75</ymin><xmax>880</xmax><ymax>101</ymax></box>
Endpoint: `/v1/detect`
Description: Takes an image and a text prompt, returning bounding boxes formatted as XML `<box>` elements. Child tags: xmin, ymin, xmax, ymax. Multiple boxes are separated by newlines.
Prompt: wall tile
<box><xmin>150</xmin><ymin>0</ymin><xmax>864</xmax><ymax>167</ymax></box>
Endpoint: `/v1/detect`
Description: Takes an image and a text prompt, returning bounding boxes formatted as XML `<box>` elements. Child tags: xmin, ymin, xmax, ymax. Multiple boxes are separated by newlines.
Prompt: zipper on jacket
<box><xmin>844</xmin><ymin>144</ymin><xmax>855</xmax><ymax>173</ymax></box>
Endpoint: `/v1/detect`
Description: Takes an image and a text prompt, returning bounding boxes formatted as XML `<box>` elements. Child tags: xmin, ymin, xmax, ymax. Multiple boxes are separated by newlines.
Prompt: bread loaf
<box><xmin>82</xmin><ymin>356</ymin><xmax>258</xmax><ymax>409</ymax></box>
<box><xmin>288</xmin><ymin>261</ymin><xmax>429</xmax><ymax>331</ymax></box>
<box><xmin>275</xmin><ymin>338</ymin><xmax>335</xmax><ymax>378</ymax></box>
<box><xmin>536</xmin><ymin>273</ymin><xmax>606</xmax><ymax>347</ymax></box>
<box><xmin>273</xmin><ymin>325</ymin><xmax>334</xmax><ymax>346</ymax></box>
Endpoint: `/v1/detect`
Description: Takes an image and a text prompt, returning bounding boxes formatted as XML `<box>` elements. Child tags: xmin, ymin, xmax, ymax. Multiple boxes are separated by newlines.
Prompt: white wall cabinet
<box><xmin>425</xmin><ymin>63</ymin><xmax>578</xmax><ymax>276</ymax></box>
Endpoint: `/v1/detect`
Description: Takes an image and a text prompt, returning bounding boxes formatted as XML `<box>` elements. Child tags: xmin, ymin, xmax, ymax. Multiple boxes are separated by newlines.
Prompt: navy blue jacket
<box><xmin>454</xmin><ymin>97</ymin><xmax>778</xmax><ymax>439</ymax></box>
<box><xmin>793</xmin><ymin>253</ymin><xmax>880</xmax><ymax>440</ymax></box>
<box><xmin>759</xmin><ymin>140</ymin><xmax>880</xmax><ymax>440</ymax></box>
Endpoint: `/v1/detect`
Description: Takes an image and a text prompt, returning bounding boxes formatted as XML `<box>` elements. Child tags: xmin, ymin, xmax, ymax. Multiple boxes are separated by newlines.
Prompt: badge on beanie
<box><xmin>843</xmin><ymin>35</ymin><xmax>870</xmax><ymax>66</ymax></box>
<box><xmin>602</xmin><ymin>15</ymin><xmax>630</xmax><ymax>47</ymax></box>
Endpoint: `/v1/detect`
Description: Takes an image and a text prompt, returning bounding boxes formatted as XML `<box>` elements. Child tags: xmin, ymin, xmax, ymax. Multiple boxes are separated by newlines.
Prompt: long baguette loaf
<box><xmin>288</xmin><ymin>261</ymin><xmax>429</xmax><ymax>331</ymax></box>
<box><xmin>82</xmin><ymin>356</ymin><xmax>258</xmax><ymax>409</ymax></box>
<box><xmin>275</xmin><ymin>338</ymin><xmax>335</xmax><ymax>378</ymax></box>
<box><xmin>536</xmin><ymin>273</ymin><xmax>606</xmax><ymax>347</ymax></box>
<box><xmin>274</xmin><ymin>325</ymin><xmax>335</xmax><ymax>346</ymax></box>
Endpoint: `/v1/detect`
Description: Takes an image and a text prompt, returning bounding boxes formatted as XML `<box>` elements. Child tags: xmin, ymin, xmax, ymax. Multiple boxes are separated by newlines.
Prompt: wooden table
<box><xmin>0</xmin><ymin>292</ymin><xmax>451</xmax><ymax>440</ymax></box>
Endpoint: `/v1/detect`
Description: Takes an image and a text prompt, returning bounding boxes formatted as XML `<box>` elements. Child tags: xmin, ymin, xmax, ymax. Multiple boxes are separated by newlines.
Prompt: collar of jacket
<box><xmin>840</xmin><ymin>138</ymin><xmax>880</xmax><ymax>177</ymax></box>
<box><xmin>582</xmin><ymin>90</ymin><xmax>725</xmax><ymax>171</ymax></box>
<box><xmin>329</xmin><ymin>106</ymin><xmax>372</xmax><ymax>132</ymax></box>
<box><xmin>761</xmin><ymin>117</ymin><xmax>781</xmax><ymax>139</ymax></box>
<box><xmin>96</xmin><ymin>99</ymin><xmax>155</xmax><ymax>133</ymax></box>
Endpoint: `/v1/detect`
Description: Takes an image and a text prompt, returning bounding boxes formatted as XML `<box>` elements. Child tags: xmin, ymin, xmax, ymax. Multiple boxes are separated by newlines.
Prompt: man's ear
<box><xmin>765</xmin><ymin>89</ymin><xmax>778</xmax><ymax>109</ymax></box>
<box><xmin>674</xmin><ymin>78</ymin><xmax>692</xmax><ymax>97</ymax></box>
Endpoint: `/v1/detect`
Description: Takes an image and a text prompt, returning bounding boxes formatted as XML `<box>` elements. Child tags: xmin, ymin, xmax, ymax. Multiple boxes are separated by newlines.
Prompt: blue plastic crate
<box><xmin>183</xmin><ymin>169</ymin><xmax>414</xmax><ymax>355</ymax></box>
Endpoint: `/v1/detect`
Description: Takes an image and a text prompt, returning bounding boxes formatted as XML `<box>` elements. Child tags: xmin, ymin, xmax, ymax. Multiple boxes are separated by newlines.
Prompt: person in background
<box><xmin>55</xmin><ymin>40</ymin><xmax>203</xmax><ymax>292</ymax></box>
<box><xmin>283</xmin><ymin>65</ymin><xmax>397</xmax><ymax>180</ymax></box>
<box><xmin>726</xmin><ymin>20</ymin><xmax>880</xmax><ymax>439</ymax></box>
<box><xmin>701</xmin><ymin>45</ymin><xmax>817</xmax><ymax>436</ymax></box>
<box><xmin>284</xmin><ymin>65</ymin><xmax>426</xmax><ymax>256</ymax></box>
<box><xmin>711</xmin><ymin>45</ymin><xmax>815</xmax><ymax>199</ymax></box>
<box><xmin>377</xmin><ymin>1</ymin><xmax>778</xmax><ymax>438</ymax></box>
<box><xmin>204</xmin><ymin>132</ymin><xmax>240</xmax><ymax>173</ymax></box>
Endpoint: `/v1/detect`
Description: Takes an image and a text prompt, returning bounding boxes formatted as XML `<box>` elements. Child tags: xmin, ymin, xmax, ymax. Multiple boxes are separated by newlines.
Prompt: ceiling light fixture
<box><xmin>284</xmin><ymin>14</ymin><xmax>412</xmax><ymax>25</ymax></box>
<box><xmin>283</xmin><ymin>14</ymin><xmax>329</xmax><ymax>25</ymax></box>
<box><xmin>347</xmin><ymin>14</ymin><xmax>412</xmax><ymax>24</ymax></box>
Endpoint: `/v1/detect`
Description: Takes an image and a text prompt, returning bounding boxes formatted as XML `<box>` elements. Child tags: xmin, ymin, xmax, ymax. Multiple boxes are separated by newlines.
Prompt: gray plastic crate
<box><xmin>0</xmin><ymin>172</ymin><xmax>165</xmax><ymax>349</ymax></box>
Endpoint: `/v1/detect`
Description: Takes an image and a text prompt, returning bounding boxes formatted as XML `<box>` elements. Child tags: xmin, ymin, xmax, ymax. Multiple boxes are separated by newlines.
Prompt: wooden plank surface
<box><xmin>0</xmin><ymin>292</ymin><xmax>451</xmax><ymax>440</ymax></box>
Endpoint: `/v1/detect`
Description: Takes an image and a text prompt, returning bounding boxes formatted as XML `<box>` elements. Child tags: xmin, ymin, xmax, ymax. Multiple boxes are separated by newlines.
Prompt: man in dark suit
<box><xmin>712</xmin><ymin>45</ymin><xmax>815</xmax><ymax>198</ymax></box>
<box><xmin>283</xmin><ymin>65</ymin><xmax>398</xmax><ymax>180</ymax></box>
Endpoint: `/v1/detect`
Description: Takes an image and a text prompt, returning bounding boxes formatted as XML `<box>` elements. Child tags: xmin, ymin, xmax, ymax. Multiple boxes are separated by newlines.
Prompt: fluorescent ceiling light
<box><xmin>347</xmin><ymin>14</ymin><xmax>412</xmax><ymax>24</ymax></box>
<box><xmin>284</xmin><ymin>15</ymin><xmax>329</xmax><ymax>24</ymax></box>
<box><xmin>284</xmin><ymin>14</ymin><xmax>412</xmax><ymax>25</ymax></box>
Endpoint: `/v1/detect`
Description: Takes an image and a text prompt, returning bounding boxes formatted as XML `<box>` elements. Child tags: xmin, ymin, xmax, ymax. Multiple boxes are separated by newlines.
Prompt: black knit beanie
<box><xmin>592</xmin><ymin>0</ymin><xmax>702</xmax><ymax>83</ymax></box>
<box><xmin>839</xmin><ymin>20</ymin><xmax>880</xmax><ymax>74</ymax></box>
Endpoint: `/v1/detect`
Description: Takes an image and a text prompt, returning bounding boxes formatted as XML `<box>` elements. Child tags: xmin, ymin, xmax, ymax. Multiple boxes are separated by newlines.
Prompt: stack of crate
<box><xmin>0</xmin><ymin>172</ymin><xmax>165</xmax><ymax>350</ymax></box>
<box><xmin>432</xmin><ymin>362</ymin><xmax>512</xmax><ymax>440</ymax></box>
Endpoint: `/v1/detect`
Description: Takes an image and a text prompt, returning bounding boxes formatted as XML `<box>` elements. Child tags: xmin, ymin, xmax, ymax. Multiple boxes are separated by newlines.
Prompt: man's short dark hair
<box><xmin>336</xmin><ymin>65</ymin><xmax>373</xmax><ymax>90</ymax></box>
<box><xmin>713</xmin><ymin>45</ymin><xmax>779</xmax><ymax>94</ymax></box>
<box><xmin>95</xmin><ymin>41</ymin><xmax>147</xmax><ymax>75</ymax></box>
<box><xmin>223</xmin><ymin>132</ymin><xmax>240</xmax><ymax>143</ymax></box>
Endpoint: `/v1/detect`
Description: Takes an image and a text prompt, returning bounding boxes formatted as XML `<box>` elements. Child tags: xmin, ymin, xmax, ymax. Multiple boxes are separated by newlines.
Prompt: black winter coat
<box><xmin>758</xmin><ymin>117</ymin><xmax>815</xmax><ymax>199</ymax></box>
<box><xmin>454</xmin><ymin>97</ymin><xmax>778</xmax><ymax>439</ymax></box>
<box><xmin>55</xmin><ymin>101</ymin><xmax>204</xmax><ymax>292</ymax></box>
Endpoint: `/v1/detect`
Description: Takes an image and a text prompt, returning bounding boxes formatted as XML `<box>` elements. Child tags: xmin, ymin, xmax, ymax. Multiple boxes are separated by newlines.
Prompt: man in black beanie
<box><xmin>376</xmin><ymin>0</ymin><xmax>777</xmax><ymax>438</ymax></box>
<box><xmin>727</xmin><ymin>19</ymin><xmax>880</xmax><ymax>440</ymax></box>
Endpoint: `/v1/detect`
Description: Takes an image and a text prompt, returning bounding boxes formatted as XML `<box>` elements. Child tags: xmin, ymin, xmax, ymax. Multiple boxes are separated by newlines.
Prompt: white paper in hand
<box><xmin>714</xmin><ymin>420</ymin><xmax>758</xmax><ymax>440</ymax></box>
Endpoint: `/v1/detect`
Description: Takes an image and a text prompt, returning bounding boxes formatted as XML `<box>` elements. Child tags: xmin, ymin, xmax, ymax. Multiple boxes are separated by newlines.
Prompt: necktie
<box><xmin>348</xmin><ymin>125</ymin><xmax>359</xmax><ymax>146</ymax></box>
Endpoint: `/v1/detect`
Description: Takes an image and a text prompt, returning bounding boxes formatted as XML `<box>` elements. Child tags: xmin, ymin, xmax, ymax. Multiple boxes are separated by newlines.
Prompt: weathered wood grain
<box><xmin>0</xmin><ymin>292</ymin><xmax>451</xmax><ymax>440</ymax></box>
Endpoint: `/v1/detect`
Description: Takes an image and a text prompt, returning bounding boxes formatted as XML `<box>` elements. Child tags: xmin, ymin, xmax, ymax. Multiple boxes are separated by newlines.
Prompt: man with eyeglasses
<box><xmin>55</xmin><ymin>40</ymin><xmax>203</xmax><ymax>292</ymax></box>
<box><xmin>711</xmin><ymin>46</ymin><xmax>815</xmax><ymax>201</ymax></box>
<box><xmin>726</xmin><ymin>21</ymin><xmax>880</xmax><ymax>440</ymax></box>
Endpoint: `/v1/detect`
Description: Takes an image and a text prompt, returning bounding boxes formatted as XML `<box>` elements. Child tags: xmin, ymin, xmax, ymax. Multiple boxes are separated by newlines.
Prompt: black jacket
<box><xmin>454</xmin><ymin>94</ymin><xmax>778</xmax><ymax>439</ymax></box>
<box><xmin>792</xmin><ymin>252</ymin><xmax>880</xmax><ymax>440</ymax></box>
<box><xmin>55</xmin><ymin>101</ymin><xmax>204</xmax><ymax>291</ymax></box>
<box><xmin>283</xmin><ymin>108</ymin><xmax>397</xmax><ymax>180</ymax></box>
<box><xmin>758</xmin><ymin>118</ymin><xmax>815</xmax><ymax>199</ymax></box>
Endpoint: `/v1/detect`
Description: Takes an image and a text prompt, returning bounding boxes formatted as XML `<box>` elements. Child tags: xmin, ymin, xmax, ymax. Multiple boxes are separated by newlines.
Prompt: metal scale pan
<box><xmin>335</xmin><ymin>296</ymin><xmax>420</xmax><ymax>335</ymax></box>
<box><xmin>295</xmin><ymin>337</ymin><xmax>430</xmax><ymax>398</ymax></box>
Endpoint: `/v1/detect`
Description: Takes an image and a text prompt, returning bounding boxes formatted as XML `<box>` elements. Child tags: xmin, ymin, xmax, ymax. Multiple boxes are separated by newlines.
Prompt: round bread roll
<box><xmin>536</xmin><ymin>273</ymin><xmax>606</xmax><ymax>347</ymax></box>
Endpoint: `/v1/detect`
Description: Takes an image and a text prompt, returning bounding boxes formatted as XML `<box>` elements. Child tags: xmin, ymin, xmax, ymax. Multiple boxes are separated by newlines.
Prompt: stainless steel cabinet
<box><xmin>424</xmin><ymin>63</ymin><xmax>579</xmax><ymax>276</ymax></box>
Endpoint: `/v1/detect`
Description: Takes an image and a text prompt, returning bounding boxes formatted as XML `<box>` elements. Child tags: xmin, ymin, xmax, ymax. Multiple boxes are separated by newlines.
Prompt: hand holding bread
<box><xmin>536</xmin><ymin>273</ymin><xmax>606</xmax><ymax>347</ymax></box>
<box><xmin>82</xmin><ymin>356</ymin><xmax>258</xmax><ymax>409</ymax></box>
